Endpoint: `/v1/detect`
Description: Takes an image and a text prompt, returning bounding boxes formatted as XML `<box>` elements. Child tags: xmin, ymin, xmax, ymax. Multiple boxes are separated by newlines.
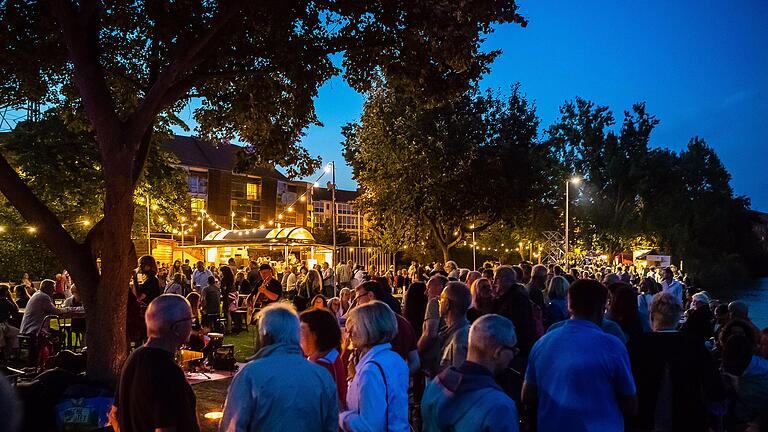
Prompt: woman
<box><xmin>402</xmin><ymin>282</ymin><xmax>427</xmax><ymax>340</ymax></box>
<box><xmin>0</xmin><ymin>284</ymin><xmax>20</xmax><ymax>359</ymax></box>
<box><xmin>341</xmin><ymin>301</ymin><xmax>409</xmax><ymax>432</ymax></box>
<box><xmin>328</xmin><ymin>297</ymin><xmax>342</xmax><ymax>319</ymax></box>
<box><xmin>171</xmin><ymin>260</ymin><xmax>182</xmax><ymax>277</ymax></box>
<box><xmin>467</xmin><ymin>278</ymin><xmax>493</xmax><ymax>323</ymax></box>
<box><xmin>164</xmin><ymin>272</ymin><xmax>185</xmax><ymax>295</ymax></box>
<box><xmin>545</xmin><ymin>276</ymin><xmax>569</xmax><ymax>328</ymax></box>
<box><xmin>186</xmin><ymin>291</ymin><xmax>202</xmax><ymax>327</ymax></box>
<box><xmin>13</xmin><ymin>285</ymin><xmax>30</xmax><ymax>308</ymax></box>
<box><xmin>21</xmin><ymin>273</ymin><xmax>32</xmax><ymax>289</ymax></box>
<box><xmin>311</xmin><ymin>294</ymin><xmax>327</xmax><ymax>309</ymax></box>
<box><xmin>135</xmin><ymin>255</ymin><xmax>161</xmax><ymax>306</ymax></box>
<box><xmin>339</xmin><ymin>288</ymin><xmax>352</xmax><ymax>316</ymax></box>
<box><xmin>236</xmin><ymin>271</ymin><xmax>251</xmax><ymax>295</ymax></box>
<box><xmin>464</xmin><ymin>271</ymin><xmax>481</xmax><ymax>293</ymax></box>
<box><xmin>607</xmin><ymin>282</ymin><xmax>644</xmax><ymax>342</ymax></box>
<box><xmin>219</xmin><ymin>265</ymin><xmax>235</xmax><ymax>332</ymax></box>
<box><xmin>526</xmin><ymin>264</ymin><xmax>547</xmax><ymax>310</ymax></box>
<box><xmin>637</xmin><ymin>277</ymin><xmax>660</xmax><ymax>332</ymax></box>
<box><xmin>299</xmin><ymin>308</ymin><xmax>347</xmax><ymax>409</ymax></box>
<box><xmin>628</xmin><ymin>292</ymin><xmax>725</xmax><ymax>432</ymax></box>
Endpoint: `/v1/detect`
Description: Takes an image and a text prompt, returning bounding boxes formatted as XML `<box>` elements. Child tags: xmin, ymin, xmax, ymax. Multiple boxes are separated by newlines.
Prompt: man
<box><xmin>336</xmin><ymin>260</ymin><xmax>353</xmax><ymax>291</ymax></box>
<box><xmin>660</xmin><ymin>267</ymin><xmax>683</xmax><ymax>306</ymax></box>
<box><xmin>354</xmin><ymin>281</ymin><xmax>420</xmax><ymax>374</ymax></box>
<box><xmin>228</xmin><ymin>257</ymin><xmax>239</xmax><ymax>276</ymax></box>
<box><xmin>728</xmin><ymin>300</ymin><xmax>761</xmax><ymax>344</ymax></box>
<box><xmin>219</xmin><ymin>303</ymin><xmax>338</xmax><ymax>431</ymax></box>
<box><xmin>249</xmin><ymin>263</ymin><xmax>282</xmax><ymax>305</ymax></box>
<box><xmin>421</xmin><ymin>314</ymin><xmax>520</xmax><ymax>432</ymax></box>
<box><xmin>191</xmin><ymin>261</ymin><xmax>212</xmax><ymax>293</ymax></box>
<box><xmin>321</xmin><ymin>262</ymin><xmax>335</xmax><ymax>298</ymax></box>
<box><xmin>20</xmin><ymin>279</ymin><xmax>83</xmax><ymax>335</ymax></box>
<box><xmin>492</xmin><ymin>265</ymin><xmax>535</xmax><ymax>356</ymax></box>
<box><xmin>112</xmin><ymin>294</ymin><xmax>199</xmax><ymax>432</ymax></box>
<box><xmin>418</xmin><ymin>280</ymin><xmax>471</xmax><ymax>374</ymax></box>
<box><xmin>181</xmin><ymin>259</ymin><xmax>193</xmax><ymax>281</ymax></box>
<box><xmin>522</xmin><ymin>279</ymin><xmax>637</xmax><ymax>432</ymax></box>
<box><xmin>281</xmin><ymin>265</ymin><xmax>297</xmax><ymax>298</ymax></box>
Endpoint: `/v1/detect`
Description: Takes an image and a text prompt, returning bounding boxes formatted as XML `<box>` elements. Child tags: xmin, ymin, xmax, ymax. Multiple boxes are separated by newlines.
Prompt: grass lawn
<box><xmin>194</xmin><ymin>326</ymin><xmax>258</xmax><ymax>431</ymax></box>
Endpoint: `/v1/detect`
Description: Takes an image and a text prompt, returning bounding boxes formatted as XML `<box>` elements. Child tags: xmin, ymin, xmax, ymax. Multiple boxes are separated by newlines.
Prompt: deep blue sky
<box><xmin>289</xmin><ymin>0</ymin><xmax>768</xmax><ymax>212</ymax></box>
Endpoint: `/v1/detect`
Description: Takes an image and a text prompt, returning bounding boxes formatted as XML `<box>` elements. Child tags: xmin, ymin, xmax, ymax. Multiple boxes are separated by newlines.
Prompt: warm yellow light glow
<box><xmin>0</xmin><ymin>226</ymin><xmax>5</xmax><ymax>232</ymax></box>
<box><xmin>82</xmin><ymin>220</ymin><xmax>91</xmax><ymax>226</ymax></box>
<box><xmin>158</xmin><ymin>217</ymin><xmax>164</xmax><ymax>222</ymax></box>
<box><xmin>28</xmin><ymin>227</ymin><xmax>36</xmax><ymax>233</ymax></box>
<box><xmin>260</xmin><ymin>225</ymin><xmax>265</xmax><ymax>229</ymax></box>
<box><xmin>204</xmin><ymin>411</ymin><xmax>224</xmax><ymax>420</ymax></box>
<box><xmin>570</xmin><ymin>176</ymin><xmax>581</xmax><ymax>185</ymax></box>
<box><xmin>231</xmin><ymin>212</ymin><xmax>235</xmax><ymax>217</ymax></box>
<box><xmin>151</xmin><ymin>205</ymin><xmax>158</xmax><ymax>211</ymax></box>
<box><xmin>193</xmin><ymin>223</ymin><xmax>198</xmax><ymax>227</ymax></box>
<box><xmin>269</xmin><ymin>220</ymin><xmax>274</xmax><ymax>225</ymax></box>
<box><xmin>287</xmin><ymin>207</ymin><xmax>293</xmax><ymax>212</ymax></box>
<box><xmin>242</xmin><ymin>217</ymin><xmax>247</xmax><ymax>222</ymax></box>
<box><xmin>278</xmin><ymin>214</ymin><xmax>283</xmax><ymax>220</ymax></box>
<box><xmin>300</xmin><ymin>196</ymin><xmax>306</xmax><ymax>202</ymax></box>
<box><xmin>181</xmin><ymin>216</ymin><xmax>187</xmax><ymax>222</ymax></box>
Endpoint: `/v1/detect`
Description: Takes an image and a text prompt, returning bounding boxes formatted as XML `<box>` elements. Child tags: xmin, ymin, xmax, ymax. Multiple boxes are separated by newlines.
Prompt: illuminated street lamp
<box><xmin>565</xmin><ymin>176</ymin><xmax>581</xmax><ymax>269</ymax></box>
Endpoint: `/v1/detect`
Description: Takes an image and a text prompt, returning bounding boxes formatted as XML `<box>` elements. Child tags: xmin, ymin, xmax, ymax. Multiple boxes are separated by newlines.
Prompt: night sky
<box><xmin>295</xmin><ymin>0</ymin><xmax>768</xmax><ymax>212</ymax></box>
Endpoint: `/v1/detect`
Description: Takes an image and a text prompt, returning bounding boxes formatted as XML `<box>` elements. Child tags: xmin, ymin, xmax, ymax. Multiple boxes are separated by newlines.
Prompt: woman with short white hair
<box><xmin>340</xmin><ymin>301</ymin><xmax>409</xmax><ymax>432</ymax></box>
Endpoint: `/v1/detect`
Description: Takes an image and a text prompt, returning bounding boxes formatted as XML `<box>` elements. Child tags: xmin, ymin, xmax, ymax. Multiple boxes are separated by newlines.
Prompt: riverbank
<box><xmin>710</xmin><ymin>277</ymin><xmax>768</xmax><ymax>328</ymax></box>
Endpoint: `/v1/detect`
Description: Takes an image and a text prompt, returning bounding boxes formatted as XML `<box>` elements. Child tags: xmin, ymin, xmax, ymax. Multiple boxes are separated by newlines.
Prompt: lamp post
<box><xmin>470</xmin><ymin>224</ymin><xmax>476</xmax><ymax>270</ymax></box>
<box><xmin>565</xmin><ymin>176</ymin><xmax>581</xmax><ymax>269</ymax></box>
<box><xmin>146</xmin><ymin>197</ymin><xmax>151</xmax><ymax>255</ymax></box>
<box><xmin>180</xmin><ymin>217</ymin><xmax>187</xmax><ymax>263</ymax></box>
<box><xmin>326</xmin><ymin>162</ymin><xmax>337</xmax><ymax>267</ymax></box>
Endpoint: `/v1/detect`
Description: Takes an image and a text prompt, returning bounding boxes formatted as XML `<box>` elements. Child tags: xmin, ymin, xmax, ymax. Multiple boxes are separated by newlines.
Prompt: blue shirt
<box><xmin>525</xmin><ymin>319</ymin><xmax>636</xmax><ymax>432</ymax></box>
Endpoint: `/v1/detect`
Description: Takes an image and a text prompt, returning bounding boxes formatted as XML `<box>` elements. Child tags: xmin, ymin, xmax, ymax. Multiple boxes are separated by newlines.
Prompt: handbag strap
<box><xmin>370</xmin><ymin>360</ymin><xmax>388</xmax><ymax>431</ymax></box>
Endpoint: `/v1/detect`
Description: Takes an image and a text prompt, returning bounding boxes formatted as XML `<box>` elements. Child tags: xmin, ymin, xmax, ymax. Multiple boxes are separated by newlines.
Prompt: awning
<box><xmin>195</xmin><ymin>227</ymin><xmax>316</xmax><ymax>247</ymax></box>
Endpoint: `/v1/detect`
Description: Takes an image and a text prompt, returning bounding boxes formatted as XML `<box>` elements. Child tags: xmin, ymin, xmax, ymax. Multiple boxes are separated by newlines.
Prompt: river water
<box><xmin>711</xmin><ymin>277</ymin><xmax>768</xmax><ymax>329</ymax></box>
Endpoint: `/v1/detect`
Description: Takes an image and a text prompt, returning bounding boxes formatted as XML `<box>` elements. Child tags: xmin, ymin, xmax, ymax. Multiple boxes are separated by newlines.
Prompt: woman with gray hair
<box><xmin>340</xmin><ymin>300</ymin><xmax>409</xmax><ymax>432</ymax></box>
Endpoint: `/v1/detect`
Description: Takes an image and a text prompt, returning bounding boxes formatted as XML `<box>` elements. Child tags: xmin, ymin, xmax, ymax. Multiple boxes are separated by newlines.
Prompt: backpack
<box><xmin>530</xmin><ymin>300</ymin><xmax>545</xmax><ymax>340</ymax></box>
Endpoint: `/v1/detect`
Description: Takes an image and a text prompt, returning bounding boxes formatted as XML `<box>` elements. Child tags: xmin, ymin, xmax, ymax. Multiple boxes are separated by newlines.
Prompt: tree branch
<box><xmin>126</xmin><ymin>2</ymin><xmax>243</xmax><ymax>138</ymax></box>
<box><xmin>0</xmin><ymin>153</ymin><xmax>84</xmax><ymax>263</ymax></box>
<box><xmin>49</xmin><ymin>0</ymin><xmax>123</xmax><ymax>144</ymax></box>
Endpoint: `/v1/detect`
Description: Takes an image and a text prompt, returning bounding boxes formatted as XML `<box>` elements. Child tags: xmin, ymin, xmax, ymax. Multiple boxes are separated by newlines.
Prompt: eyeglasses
<box><xmin>170</xmin><ymin>316</ymin><xmax>194</xmax><ymax>328</ymax></box>
<box><xmin>501</xmin><ymin>344</ymin><xmax>519</xmax><ymax>356</ymax></box>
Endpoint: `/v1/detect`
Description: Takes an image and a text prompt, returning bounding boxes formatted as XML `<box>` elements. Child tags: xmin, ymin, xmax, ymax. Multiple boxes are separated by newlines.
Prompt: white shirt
<box><xmin>340</xmin><ymin>343</ymin><xmax>409</xmax><ymax>432</ymax></box>
<box><xmin>661</xmin><ymin>279</ymin><xmax>683</xmax><ymax>305</ymax></box>
<box><xmin>192</xmin><ymin>268</ymin><xmax>212</xmax><ymax>291</ymax></box>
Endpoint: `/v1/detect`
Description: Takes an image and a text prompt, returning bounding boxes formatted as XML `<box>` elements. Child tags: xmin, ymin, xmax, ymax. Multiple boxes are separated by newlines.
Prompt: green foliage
<box><xmin>343</xmin><ymin>83</ymin><xmax>557</xmax><ymax>260</ymax></box>
<box><xmin>547</xmin><ymin>99</ymin><xmax>767</xmax><ymax>287</ymax></box>
<box><xmin>312</xmin><ymin>224</ymin><xmax>352</xmax><ymax>246</ymax></box>
<box><xmin>0</xmin><ymin>111</ymin><xmax>189</xmax><ymax>278</ymax></box>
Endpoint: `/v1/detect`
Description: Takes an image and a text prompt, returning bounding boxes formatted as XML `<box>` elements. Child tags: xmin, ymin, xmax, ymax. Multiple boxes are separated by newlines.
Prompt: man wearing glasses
<box><xmin>111</xmin><ymin>294</ymin><xmax>199</xmax><ymax>432</ymax></box>
<box><xmin>421</xmin><ymin>314</ymin><xmax>520</xmax><ymax>432</ymax></box>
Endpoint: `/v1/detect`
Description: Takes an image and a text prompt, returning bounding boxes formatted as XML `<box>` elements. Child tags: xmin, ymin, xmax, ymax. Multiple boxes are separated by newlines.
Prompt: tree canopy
<box><xmin>0</xmin><ymin>0</ymin><xmax>528</xmax><ymax>382</ymax></box>
<box><xmin>343</xmin><ymin>84</ymin><xmax>557</xmax><ymax>261</ymax></box>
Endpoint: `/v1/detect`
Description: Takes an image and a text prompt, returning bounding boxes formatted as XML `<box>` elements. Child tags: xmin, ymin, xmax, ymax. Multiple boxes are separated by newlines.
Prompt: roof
<box><xmin>162</xmin><ymin>135</ymin><xmax>289</xmax><ymax>181</ymax></box>
<box><xmin>312</xmin><ymin>187</ymin><xmax>359</xmax><ymax>203</ymax></box>
<box><xmin>197</xmin><ymin>227</ymin><xmax>315</xmax><ymax>247</ymax></box>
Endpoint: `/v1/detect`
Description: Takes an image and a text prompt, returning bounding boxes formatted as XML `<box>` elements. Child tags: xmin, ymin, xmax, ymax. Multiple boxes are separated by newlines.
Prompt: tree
<box><xmin>0</xmin><ymin>0</ymin><xmax>526</xmax><ymax>383</ymax></box>
<box><xmin>0</xmin><ymin>111</ymin><xmax>188</xmax><ymax>280</ymax></box>
<box><xmin>546</xmin><ymin>99</ymin><xmax>659</xmax><ymax>257</ymax></box>
<box><xmin>343</xmin><ymin>84</ymin><xmax>552</xmax><ymax>262</ymax></box>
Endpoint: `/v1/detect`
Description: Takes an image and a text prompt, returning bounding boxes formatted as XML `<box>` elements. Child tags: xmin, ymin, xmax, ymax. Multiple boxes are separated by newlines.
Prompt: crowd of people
<box><xmin>2</xmin><ymin>256</ymin><xmax>767</xmax><ymax>432</ymax></box>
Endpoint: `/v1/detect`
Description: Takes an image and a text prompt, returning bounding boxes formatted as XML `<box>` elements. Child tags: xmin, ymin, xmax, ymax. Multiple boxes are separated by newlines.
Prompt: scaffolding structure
<box><xmin>541</xmin><ymin>231</ymin><xmax>565</xmax><ymax>266</ymax></box>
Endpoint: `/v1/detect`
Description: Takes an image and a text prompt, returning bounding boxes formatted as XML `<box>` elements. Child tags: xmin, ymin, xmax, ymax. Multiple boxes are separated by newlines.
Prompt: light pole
<box><xmin>326</xmin><ymin>162</ymin><xmax>337</xmax><ymax>267</ymax></box>
<box><xmin>180</xmin><ymin>217</ymin><xmax>187</xmax><ymax>263</ymax></box>
<box><xmin>230</xmin><ymin>211</ymin><xmax>235</xmax><ymax>230</ymax></box>
<box><xmin>565</xmin><ymin>176</ymin><xmax>581</xmax><ymax>269</ymax></box>
<box><xmin>470</xmin><ymin>224</ymin><xmax>476</xmax><ymax>270</ymax></box>
<box><xmin>146</xmin><ymin>197</ymin><xmax>151</xmax><ymax>255</ymax></box>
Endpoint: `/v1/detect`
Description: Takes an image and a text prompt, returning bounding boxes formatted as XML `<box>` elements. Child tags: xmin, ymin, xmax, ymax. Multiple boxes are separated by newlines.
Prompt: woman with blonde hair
<box><xmin>545</xmin><ymin>275</ymin><xmax>570</xmax><ymax>328</ymax></box>
<box><xmin>341</xmin><ymin>301</ymin><xmax>409</xmax><ymax>431</ymax></box>
<box><xmin>467</xmin><ymin>277</ymin><xmax>493</xmax><ymax>322</ymax></box>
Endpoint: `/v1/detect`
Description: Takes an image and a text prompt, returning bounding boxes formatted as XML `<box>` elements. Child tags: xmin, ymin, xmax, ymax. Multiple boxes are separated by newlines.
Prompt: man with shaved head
<box><xmin>112</xmin><ymin>294</ymin><xmax>199</xmax><ymax>432</ymax></box>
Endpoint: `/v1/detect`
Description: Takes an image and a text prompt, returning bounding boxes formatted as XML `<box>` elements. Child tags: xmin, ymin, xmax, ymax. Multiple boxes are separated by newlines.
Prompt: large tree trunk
<box><xmin>440</xmin><ymin>242</ymin><xmax>452</xmax><ymax>263</ymax></box>
<box><xmin>83</xmin><ymin>154</ymin><xmax>135</xmax><ymax>384</ymax></box>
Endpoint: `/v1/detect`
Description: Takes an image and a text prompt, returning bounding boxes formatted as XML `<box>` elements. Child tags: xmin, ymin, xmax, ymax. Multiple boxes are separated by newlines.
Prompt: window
<box><xmin>247</xmin><ymin>183</ymin><xmax>261</xmax><ymax>200</ymax></box>
<box><xmin>231</xmin><ymin>200</ymin><xmax>260</xmax><ymax>225</ymax></box>
<box><xmin>188</xmin><ymin>171</ymin><xmax>208</xmax><ymax>195</ymax></box>
<box><xmin>191</xmin><ymin>198</ymin><xmax>206</xmax><ymax>214</ymax></box>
